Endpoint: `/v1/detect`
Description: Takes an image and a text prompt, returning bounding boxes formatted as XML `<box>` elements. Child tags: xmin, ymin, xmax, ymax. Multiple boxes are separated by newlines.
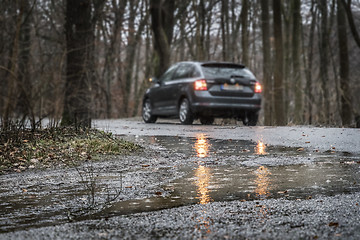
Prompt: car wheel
<box><xmin>179</xmin><ymin>98</ymin><xmax>194</xmax><ymax>125</ymax></box>
<box><xmin>243</xmin><ymin>112</ymin><xmax>258</xmax><ymax>126</ymax></box>
<box><xmin>142</xmin><ymin>99</ymin><xmax>157</xmax><ymax>123</ymax></box>
<box><xmin>200</xmin><ymin>117</ymin><xmax>214</xmax><ymax>125</ymax></box>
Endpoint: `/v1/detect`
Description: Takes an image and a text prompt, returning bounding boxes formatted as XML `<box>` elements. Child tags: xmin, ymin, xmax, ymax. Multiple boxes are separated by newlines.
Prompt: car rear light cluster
<box><xmin>254</xmin><ymin>82</ymin><xmax>262</xmax><ymax>93</ymax></box>
<box><xmin>194</xmin><ymin>79</ymin><xmax>208</xmax><ymax>91</ymax></box>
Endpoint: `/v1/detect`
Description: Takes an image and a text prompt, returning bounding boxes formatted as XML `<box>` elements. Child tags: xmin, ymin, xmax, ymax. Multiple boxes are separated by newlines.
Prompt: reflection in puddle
<box><xmin>193</xmin><ymin>134</ymin><xmax>213</xmax><ymax>204</ymax></box>
<box><xmin>193</xmin><ymin>134</ymin><xmax>213</xmax><ymax>236</ymax></box>
<box><xmin>194</xmin><ymin>165</ymin><xmax>212</xmax><ymax>204</ymax></box>
<box><xmin>253</xmin><ymin>141</ymin><xmax>271</xmax><ymax>199</ymax></box>
<box><xmin>254</xmin><ymin>166</ymin><xmax>271</xmax><ymax>199</ymax></box>
<box><xmin>194</xmin><ymin>134</ymin><xmax>210</xmax><ymax>158</ymax></box>
<box><xmin>255</xmin><ymin>141</ymin><xmax>267</xmax><ymax>155</ymax></box>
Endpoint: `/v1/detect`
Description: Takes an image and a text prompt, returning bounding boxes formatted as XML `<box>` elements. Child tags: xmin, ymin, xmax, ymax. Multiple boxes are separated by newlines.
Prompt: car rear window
<box><xmin>201</xmin><ymin>64</ymin><xmax>255</xmax><ymax>79</ymax></box>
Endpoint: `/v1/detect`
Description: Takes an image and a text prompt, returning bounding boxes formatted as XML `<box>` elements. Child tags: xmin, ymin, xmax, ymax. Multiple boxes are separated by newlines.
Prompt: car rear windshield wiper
<box><xmin>230</xmin><ymin>75</ymin><xmax>244</xmax><ymax>78</ymax></box>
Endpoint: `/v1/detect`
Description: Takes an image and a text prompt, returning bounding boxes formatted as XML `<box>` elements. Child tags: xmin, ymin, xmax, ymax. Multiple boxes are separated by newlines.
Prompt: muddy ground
<box><xmin>1</xmin><ymin>119</ymin><xmax>360</xmax><ymax>239</ymax></box>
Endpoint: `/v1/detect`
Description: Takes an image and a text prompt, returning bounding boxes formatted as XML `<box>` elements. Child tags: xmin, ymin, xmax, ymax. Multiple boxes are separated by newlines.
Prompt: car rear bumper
<box><xmin>189</xmin><ymin>91</ymin><xmax>261</xmax><ymax>117</ymax></box>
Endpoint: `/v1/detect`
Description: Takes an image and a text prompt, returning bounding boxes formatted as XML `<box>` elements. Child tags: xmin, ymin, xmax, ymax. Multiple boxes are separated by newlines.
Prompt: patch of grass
<box><xmin>0</xmin><ymin>128</ymin><xmax>141</xmax><ymax>174</ymax></box>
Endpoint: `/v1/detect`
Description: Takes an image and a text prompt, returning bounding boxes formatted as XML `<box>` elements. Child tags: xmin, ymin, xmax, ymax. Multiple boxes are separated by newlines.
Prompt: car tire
<box><xmin>179</xmin><ymin>98</ymin><xmax>194</xmax><ymax>125</ymax></box>
<box><xmin>200</xmin><ymin>117</ymin><xmax>214</xmax><ymax>125</ymax></box>
<box><xmin>142</xmin><ymin>99</ymin><xmax>157</xmax><ymax>123</ymax></box>
<box><xmin>243</xmin><ymin>112</ymin><xmax>258</xmax><ymax>126</ymax></box>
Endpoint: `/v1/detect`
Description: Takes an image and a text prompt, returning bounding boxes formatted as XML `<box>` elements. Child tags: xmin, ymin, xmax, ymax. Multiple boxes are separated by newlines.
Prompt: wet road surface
<box><xmin>1</xmin><ymin>118</ymin><xmax>360</xmax><ymax>239</ymax></box>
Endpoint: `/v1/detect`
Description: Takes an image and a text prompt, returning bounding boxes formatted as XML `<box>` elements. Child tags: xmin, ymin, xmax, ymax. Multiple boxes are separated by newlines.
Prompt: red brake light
<box><xmin>194</xmin><ymin>79</ymin><xmax>207</xmax><ymax>91</ymax></box>
<box><xmin>254</xmin><ymin>82</ymin><xmax>262</xmax><ymax>93</ymax></box>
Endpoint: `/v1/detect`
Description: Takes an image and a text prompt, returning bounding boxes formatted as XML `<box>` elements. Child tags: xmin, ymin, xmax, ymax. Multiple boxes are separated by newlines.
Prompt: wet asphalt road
<box><xmin>1</xmin><ymin>118</ymin><xmax>360</xmax><ymax>239</ymax></box>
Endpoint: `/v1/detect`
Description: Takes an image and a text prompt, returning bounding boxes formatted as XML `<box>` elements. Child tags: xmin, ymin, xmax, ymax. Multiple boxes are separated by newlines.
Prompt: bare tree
<box><xmin>318</xmin><ymin>0</ymin><xmax>330</xmax><ymax>124</ymax></box>
<box><xmin>62</xmin><ymin>0</ymin><xmax>105</xmax><ymax>128</ymax></box>
<box><xmin>260</xmin><ymin>0</ymin><xmax>272</xmax><ymax>125</ymax></box>
<box><xmin>292</xmin><ymin>0</ymin><xmax>303</xmax><ymax>124</ymax></box>
<box><xmin>240</xmin><ymin>0</ymin><xmax>249</xmax><ymax>66</ymax></box>
<box><xmin>273</xmin><ymin>0</ymin><xmax>286</xmax><ymax>125</ymax></box>
<box><xmin>341</xmin><ymin>0</ymin><xmax>360</xmax><ymax>48</ymax></box>
<box><xmin>337</xmin><ymin>0</ymin><xmax>352</xmax><ymax>126</ymax></box>
<box><xmin>150</xmin><ymin>0</ymin><xmax>175</xmax><ymax>77</ymax></box>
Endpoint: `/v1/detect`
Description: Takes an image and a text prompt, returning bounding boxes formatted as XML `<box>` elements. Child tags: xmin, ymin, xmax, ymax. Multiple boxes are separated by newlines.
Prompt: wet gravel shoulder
<box><xmin>2</xmin><ymin>192</ymin><xmax>360</xmax><ymax>239</ymax></box>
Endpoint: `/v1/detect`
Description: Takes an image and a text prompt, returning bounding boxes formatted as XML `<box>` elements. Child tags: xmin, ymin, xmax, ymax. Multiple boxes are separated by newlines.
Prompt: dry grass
<box><xmin>0</xmin><ymin>128</ymin><xmax>141</xmax><ymax>174</ymax></box>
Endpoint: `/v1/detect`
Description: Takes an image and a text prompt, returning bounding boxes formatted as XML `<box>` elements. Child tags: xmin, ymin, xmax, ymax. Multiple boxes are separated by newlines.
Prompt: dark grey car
<box><xmin>142</xmin><ymin>61</ymin><xmax>262</xmax><ymax>125</ymax></box>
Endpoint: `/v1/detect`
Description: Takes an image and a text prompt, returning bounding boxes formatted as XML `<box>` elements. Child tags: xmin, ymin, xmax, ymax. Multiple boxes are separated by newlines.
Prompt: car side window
<box><xmin>173</xmin><ymin>64</ymin><xmax>195</xmax><ymax>80</ymax></box>
<box><xmin>160</xmin><ymin>65</ymin><xmax>178</xmax><ymax>82</ymax></box>
<box><xmin>190</xmin><ymin>66</ymin><xmax>201</xmax><ymax>78</ymax></box>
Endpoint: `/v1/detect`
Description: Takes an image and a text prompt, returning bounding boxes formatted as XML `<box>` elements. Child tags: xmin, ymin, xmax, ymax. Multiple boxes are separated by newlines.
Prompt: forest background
<box><xmin>1</xmin><ymin>0</ymin><xmax>359</xmax><ymax>129</ymax></box>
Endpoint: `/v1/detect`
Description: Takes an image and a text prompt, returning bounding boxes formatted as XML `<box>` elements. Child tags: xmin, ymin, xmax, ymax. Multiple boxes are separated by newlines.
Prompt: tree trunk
<box><xmin>305</xmin><ymin>0</ymin><xmax>317</xmax><ymax>124</ymax></box>
<box><xmin>292</xmin><ymin>0</ymin><xmax>303</xmax><ymax>124</ymax></box>
<box><xmin>318</xmin><ymin>0</ymin><xmax>330</xmax><ymax>124</ymax></box>
<box><xmin>260</xmin><ymin>0</ymin><xmax>272</xmax><ymax>125</ymax></box>
<box><xmin>340</xmin><ymin>0</ymin><xmax>360</xmax><ymax>48</ymax></box>
<box><xmin>241</xmin><ymin>0</ymin><xmax>249</xmax><ymax>66</ymax></box>
<box><xmin>2</xmin><ymin>1</ymin><xmax>23</xmax><ymax>130</ymax></box>
<box><xmin>273</xmin><ymin>0</ymin><xmax>286</xmax><ymax>126</ymax></box>
<box><xmin>62</xmin><ymin>0</ymin><xmax>93</xmax><ymax>128</ymax></box>
<box><xmin>282</xmin><ymin>2</ymin><xmax>291</xmax><ymax>120</ymax></box>
<box><xmin>220</xmin><ymin>0</ymin><xmax>229</xmax><ymax>61</ymax></box>
<box><xmin>337</xmin><ymin>0</ymin><xmax>352</xmax><ymax>126</ymax></box>
<box><xmin>150</xmin><ymin>0</ymin><xmax>175</xmax><ymax>77</ymax></box>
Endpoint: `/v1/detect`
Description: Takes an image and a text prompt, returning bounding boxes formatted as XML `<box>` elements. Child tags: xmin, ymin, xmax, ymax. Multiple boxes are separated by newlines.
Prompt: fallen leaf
<box><xmin>328</xmin><ymin>222</ymin><xmax>339</xmax><ymax>227</ymax></box>
<box><xmin>141</xmin><ymin>164</ymin><xmax>150</xmax><ymax>168</ymax></box>
<box><xmin>125</xmin><ymin>186</ymin><xmax>133</xmax><ymax>189</ymax></box>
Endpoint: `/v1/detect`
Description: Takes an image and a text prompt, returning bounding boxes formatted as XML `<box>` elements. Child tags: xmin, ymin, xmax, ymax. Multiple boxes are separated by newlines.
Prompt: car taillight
<box><xmin>194</xmin><ymin>79</ymin><xmax>207</xmax><ymax>91</ymax></box>
<box><xmin>254</xmin><ymin>82</ymin><xmax>262</xmax><ymax>93</ymax></box>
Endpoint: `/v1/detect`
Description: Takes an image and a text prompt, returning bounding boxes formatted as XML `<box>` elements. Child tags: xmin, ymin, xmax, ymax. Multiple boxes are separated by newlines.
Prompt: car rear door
<box><xmin>155</xmin><ymin>63</ymin><xmax>196</xmax><ymax>114</ymax></box>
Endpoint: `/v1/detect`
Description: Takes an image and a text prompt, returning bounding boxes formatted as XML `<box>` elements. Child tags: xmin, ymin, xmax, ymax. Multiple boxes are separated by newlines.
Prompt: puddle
<box><xmin>95</xmin><ymin>135</ymin><xmax>360</xmax><ymax>218</ymax></box>
<box><xmin>1</xmin><ymin>134</ymin><xmax>360</xmax><ymax>232</ymax></box>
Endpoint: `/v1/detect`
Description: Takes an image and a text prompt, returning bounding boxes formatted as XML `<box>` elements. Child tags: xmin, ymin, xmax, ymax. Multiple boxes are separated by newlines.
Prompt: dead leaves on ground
<box><xmin>0</xmin><ymin>128</ymin><xmax>141</xmax><ymax>174</ymax></box>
